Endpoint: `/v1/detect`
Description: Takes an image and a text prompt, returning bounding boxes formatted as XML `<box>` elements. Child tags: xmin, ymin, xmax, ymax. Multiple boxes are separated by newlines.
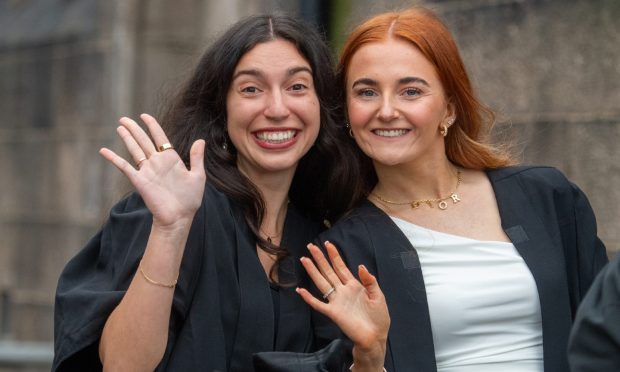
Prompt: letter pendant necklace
<box><xmin>373</xmin><ymin>170</ymin><xmax>462</xmax><ymax>211</ymax></box>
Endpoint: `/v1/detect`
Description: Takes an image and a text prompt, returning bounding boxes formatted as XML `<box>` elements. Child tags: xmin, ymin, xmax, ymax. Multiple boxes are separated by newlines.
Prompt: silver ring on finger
<box><xmin>322</xmin><ymin>286</ymin><xmax>336</xmax><ymax>300</ymax></box>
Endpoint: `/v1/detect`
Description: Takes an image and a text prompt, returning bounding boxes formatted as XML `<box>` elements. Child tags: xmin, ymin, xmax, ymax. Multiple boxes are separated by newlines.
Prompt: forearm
<box><xmin>99</xmin><ymin>221</ymin><xmax>191</xmax><ymax>371</ymax></box>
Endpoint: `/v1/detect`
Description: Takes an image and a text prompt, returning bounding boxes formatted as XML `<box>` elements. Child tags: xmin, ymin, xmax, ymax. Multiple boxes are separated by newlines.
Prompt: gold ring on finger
<box><xmin>158</xmin><ymin>143</ymin><xmax>174</xmax><ymax>152</ymax></box>
<box><xmin>322</xmin><ymin>286</ymin><xmax>336</xmax><ymax>300</ymax></box>
<box><xmin>136</xmin><ymin>157</ymin><xmax>147</xmax><ymax>168</ymax></box>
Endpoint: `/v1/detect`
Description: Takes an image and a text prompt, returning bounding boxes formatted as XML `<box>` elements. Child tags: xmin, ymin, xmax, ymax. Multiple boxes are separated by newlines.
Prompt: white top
<box><xmin>391</xmin><ymin>217</ymin><xmax>544</xmax><ymax>372</ymax></box>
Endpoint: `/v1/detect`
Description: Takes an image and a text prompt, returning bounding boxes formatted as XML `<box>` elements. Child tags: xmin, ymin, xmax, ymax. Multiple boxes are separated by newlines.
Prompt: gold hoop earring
<box><xmin>441</xmin><ymin>117</ymin><xmax>455</xmax><ymax>137</ymax></box>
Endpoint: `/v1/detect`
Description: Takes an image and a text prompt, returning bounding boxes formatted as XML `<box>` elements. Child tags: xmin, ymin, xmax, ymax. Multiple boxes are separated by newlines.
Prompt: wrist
<box><xmin>151</xmin><ymin>215</ymin><xmax>195</xmax><ymax>236</ymax></box>
<box><xmin>351</xmin><ymin>341</ymin><xmax>386</xmax><ymax>372</ymax></box>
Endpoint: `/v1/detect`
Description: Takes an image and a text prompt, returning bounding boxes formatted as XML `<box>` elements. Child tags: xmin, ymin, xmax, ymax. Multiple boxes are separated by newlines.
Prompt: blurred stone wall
<box><xmin>0</xmin><ymin>0</ymin><xmax>618</xmax><ymax>370</ymax></box>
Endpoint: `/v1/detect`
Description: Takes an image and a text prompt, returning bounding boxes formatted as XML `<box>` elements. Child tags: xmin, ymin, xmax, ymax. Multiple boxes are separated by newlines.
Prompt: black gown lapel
<box><xmin>487</xmin><ymin>169</ymin><xmax>572</xmax><ymax>372</ymax></box>
<box><xmin>229</xmin><ymin>211</ymin><xmax>275</xmax><ymax>372</ymax></box>
<box><xmin>359</xmin><ymin>201</ymin><xmax>437</xmax><ymax>372</ymax></box>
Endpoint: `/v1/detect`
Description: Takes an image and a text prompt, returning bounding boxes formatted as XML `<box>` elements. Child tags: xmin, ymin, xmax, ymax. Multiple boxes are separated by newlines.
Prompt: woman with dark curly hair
<box><xmin>53</xmin><ymin>14</ymin><xmax>387</xmax><ymax>372</ymax></box>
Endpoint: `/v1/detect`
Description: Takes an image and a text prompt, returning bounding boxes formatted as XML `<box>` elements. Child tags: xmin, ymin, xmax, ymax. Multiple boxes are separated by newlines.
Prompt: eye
<box><xmin>241</xmin><ymin>86</ymin><xmax>259</xmax><ymax>94</ymax></box>
<box><xmin>402</xmin><ymin>88</ymin><xmax>421</xmax><ymax>97</ymax></box>
<box><xmin>290</xmin><ymin>83</ymin><xmax>307</xmax><ymax>91</ymax></box>
<box><xmin>356</xmin><ymin>89</ymin><xmax>377</xmax><ymax>98</ymax></box>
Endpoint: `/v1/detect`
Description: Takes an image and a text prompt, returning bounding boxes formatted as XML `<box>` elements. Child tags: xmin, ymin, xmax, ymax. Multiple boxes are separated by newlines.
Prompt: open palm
<box><xmin>99</xmin><ymin>113</ymin><xmax>206</xmax><ymax>227</ymax></box>
<box><xmin>297</xmin><ymin>241</ymin><xmax>390</xmax><ymax>351</ymax></box>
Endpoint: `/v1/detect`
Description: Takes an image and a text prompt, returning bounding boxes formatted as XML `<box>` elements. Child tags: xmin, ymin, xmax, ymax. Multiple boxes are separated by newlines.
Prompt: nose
<box><xmin>264</xmin><ymin>91</ymin><xmax>290</xmax><ymax>121</ymax></box>
<box><xmin>377</xmin><ymin>96</ymin><xmax>399</xmax><ymax>122</ymax></box>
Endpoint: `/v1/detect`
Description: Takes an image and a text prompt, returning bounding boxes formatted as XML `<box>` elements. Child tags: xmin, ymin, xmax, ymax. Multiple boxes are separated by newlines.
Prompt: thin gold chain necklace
<box><xmin>372</xmin><ymin>170</ymin><xmax>462</xmax><ymax>210</ymax></box>
<box><xmin>262</xmin><ymin>231</ymin><xmax>281</xmax><ymax>244</ymax></box>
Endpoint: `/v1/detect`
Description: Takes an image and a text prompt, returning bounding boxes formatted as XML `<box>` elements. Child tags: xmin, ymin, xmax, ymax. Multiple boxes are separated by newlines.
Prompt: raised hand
<box><xmin>296</xmin><ymin>241</ymin><xmax>390</xmax><ymax>369</ymax></box>
<box><xmin>99</xmin><ymin>113</ymin><xmax>206</xmax><ymax>229</ymax></box>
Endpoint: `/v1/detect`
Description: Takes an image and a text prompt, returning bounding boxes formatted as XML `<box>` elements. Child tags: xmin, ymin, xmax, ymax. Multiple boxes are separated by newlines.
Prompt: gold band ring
<box><xmin>322</xmin><ymin>286</ymin><xmax>336</xmax><ymax>300</ymax></box>
<box><xmin>158</xmin><ymin>143</ymin><xmax>174</xmax><ymax>152</ymax></box>
<box><xmin>136</xmin><ymin>157</ymin><xmax>147</xmax><ymax>168</ymax></box>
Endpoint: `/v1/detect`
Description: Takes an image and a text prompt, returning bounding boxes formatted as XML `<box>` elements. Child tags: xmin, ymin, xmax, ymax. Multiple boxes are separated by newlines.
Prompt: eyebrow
<box><xmin>351</xmin><ymin>76</ymin><xmax>430</xmax><ymax>88</ymax></box>
<box><xmin>232</xmin><ymin>66</ymin><xmax>313</xmax><ymax>81</ymax></box>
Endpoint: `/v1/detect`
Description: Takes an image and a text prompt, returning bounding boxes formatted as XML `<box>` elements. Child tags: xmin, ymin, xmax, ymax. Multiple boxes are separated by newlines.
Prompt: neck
<box><xmin>241</xmin><ymin>166</ymin><xmax>295</xmax><ymax>238</ymax></box>
<box><xmin>373</xmin><ymin>157</ymin><xmax>458</xmax><ymax>202</ymax></box>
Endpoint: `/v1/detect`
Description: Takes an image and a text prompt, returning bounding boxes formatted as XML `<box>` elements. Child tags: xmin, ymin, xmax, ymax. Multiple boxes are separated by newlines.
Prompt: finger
<box><xmin>99</xmin><ymin>148</ymin><xmax>138</xmax><ymax>181</ymax></box>
<box><xmin>140</xmin><ymin>113</ymin><xmax>171</xmax><ymax>150</ymax></box>
<box><xmin>358</xmin><ymin>264</ymin><xmax>384</xmax><ymax>300</ymax></box>
<box><xmin>119</xmin><ymin>116</ymin><xmax>157</xmax><ymax>157</ymax></box>
<box><xmin>296</xmin><ymin>287</ymin><xmax>331</xmax><ymax>315</ymax></box>
<box><xmin>324</xmin><ymin>241</ymin><xmax>355</xmax><ymax>284</ymax></box>
<box><xmin>116</xmin><ymin>126</ymin><xmax>148</xmax><ymax>166</ymax></box>
<box><xmin>307</xmin><ymin>243</ymin><xmax>342</xmax><ymax>288</ymax></box>
<box><xmin>300</xmin><ymin>256</ymin><xmax>334</xmax><ymax>295</ymax></box>
<box><xmin>189</xmin><ymin>139</ymin><xmax>206</xmax><ymax>174</ymax></box>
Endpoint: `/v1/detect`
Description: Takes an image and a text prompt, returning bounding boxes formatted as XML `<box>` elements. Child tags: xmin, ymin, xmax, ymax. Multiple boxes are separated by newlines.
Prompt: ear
<box><xmin>445</xmin><ymin>98</ymin><xmax>457</xmax><ymax>126</ymax></box>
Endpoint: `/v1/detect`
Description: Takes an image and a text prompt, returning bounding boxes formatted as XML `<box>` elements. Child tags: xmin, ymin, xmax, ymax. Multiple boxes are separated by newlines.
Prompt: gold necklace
<box><xmin>372</xmin><ymin>170</ymin><xmax>462</xmax><ymax>210</ymax></box>
<box><xmin>260</xmin><ymin>228</ymin><xmax>282</xmax><ymax>244</ymax></box>
<box><xmin>265</xmin><ymin>233</ymin><xmax>281</xmax><ymax>244</ymax></box>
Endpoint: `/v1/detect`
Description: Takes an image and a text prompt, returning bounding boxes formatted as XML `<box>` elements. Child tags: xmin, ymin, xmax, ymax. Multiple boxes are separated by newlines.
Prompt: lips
<box><xmin>253</xmin><ymin>129</ymin><xmax>300</xmax><ymax>149</ymax></box>
<box><xmin>254</xmin><ymin>129</ymin><xmax>297</xmax><ymax>143</ymax></box>
<box><xmin>372</xmin><ymin>129</ymin><xmax>410</xmax><ymax>137</ymax></box>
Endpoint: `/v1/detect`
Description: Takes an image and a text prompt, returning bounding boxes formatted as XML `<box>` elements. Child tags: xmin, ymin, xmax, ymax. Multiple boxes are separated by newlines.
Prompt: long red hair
<box><xmin>339</xmin><ymin>7</ymin><xmax>514</xmax><ymax>170</ymax></box>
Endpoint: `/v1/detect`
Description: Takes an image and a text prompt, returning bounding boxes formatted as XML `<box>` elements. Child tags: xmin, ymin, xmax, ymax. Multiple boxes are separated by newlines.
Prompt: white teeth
<box><xmin>374</xmin><ymin>129</ymin><xmax>408</xmax><ymax>137</ymax></box>
<box><xmin>256</xmin><ymin>130</ymin><xmax>296</xmax><ymax>143</ymax></box>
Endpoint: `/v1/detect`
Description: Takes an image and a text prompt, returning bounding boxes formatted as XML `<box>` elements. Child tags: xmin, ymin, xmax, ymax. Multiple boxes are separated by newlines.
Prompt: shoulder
<box><xmin>597</xmin><ymin>253</ymin><xmax>620</xmax><ymax>302</ymax></box>
<box><xmin>109</xmin><ymin>191</ymin><xmax>147</xmax><ymax>215</ymax></box>
<box><xmin>487</xmin><ymin>165</ymin><xmax>571</xmax><ymax>188</ymax></box>
<box><xmin>487</xmin><ymin>165</ymin><xmax>581</xmax><ymax>200</ymax></box>
<box><xmin>319</xmin><ymin>201</ymin><xmax>389</xmax><ymax>243</ymax></box>
<box><xmin>327</xmin><ymin>202</ymin><xmax>376</xmax><ymax>230</ymax></box>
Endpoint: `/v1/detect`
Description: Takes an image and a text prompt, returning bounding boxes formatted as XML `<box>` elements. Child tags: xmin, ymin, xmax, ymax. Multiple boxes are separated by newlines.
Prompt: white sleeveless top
<box><xmin>391</xmin><ymin>217</ymin><xmax>544</xmax><ymax>372</ymax></box>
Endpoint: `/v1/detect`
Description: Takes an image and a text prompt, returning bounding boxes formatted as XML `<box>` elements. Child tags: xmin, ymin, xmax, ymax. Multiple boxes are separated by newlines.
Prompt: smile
<box><xmin>254</xmin><ymin>130</ymin><xmax>298</xmax><ymax>144</ymax></box>
<box><xmin>373</xmin><ymin>129</ymin><xmax>409</xmax><ymax>137</ymax></box>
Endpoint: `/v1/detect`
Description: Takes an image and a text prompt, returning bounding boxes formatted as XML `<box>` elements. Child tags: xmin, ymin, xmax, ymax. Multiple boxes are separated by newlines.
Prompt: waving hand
<box><xmin>99</xmin><ymin>114</ymin><xmax>206</xmax><ymax>228</ymax></box>
<box><xmin>296</xmin><ymin>241</ymin><xmax>390</xmax><ymax>371</ymax></box>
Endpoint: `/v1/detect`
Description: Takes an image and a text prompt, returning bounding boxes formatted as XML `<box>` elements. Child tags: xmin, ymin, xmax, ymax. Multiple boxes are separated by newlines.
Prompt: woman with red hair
<box><xmin>313</xmin><ymin>7</ymin><xmax>608</xmax><ymax>371</ymax></box>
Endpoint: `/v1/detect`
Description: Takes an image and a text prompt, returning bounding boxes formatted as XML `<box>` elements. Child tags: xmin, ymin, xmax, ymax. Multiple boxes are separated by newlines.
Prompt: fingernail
<box><xmin>324</xmin><ymin>240</ymin><xmax>331</xmax><ymax>246</ymax></box>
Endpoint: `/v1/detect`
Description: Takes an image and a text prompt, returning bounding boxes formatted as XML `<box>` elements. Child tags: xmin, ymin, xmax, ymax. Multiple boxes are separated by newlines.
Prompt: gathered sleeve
<box><xmin>52</xmin><ymin>192</ymin><xmax>204</xmax><ymax>371</ymax></box>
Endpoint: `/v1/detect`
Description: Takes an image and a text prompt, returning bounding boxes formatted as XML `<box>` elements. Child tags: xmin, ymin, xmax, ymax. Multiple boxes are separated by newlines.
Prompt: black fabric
<box><xmin>53</xmin><ymin>182</ymin><xmax>347</xmax><ymax>371</ymax></box>
<box><xmin>253</xmin><ymin>339</ymin><xmax>353</xmax><ymax>372</ymax></box>
<box><xmin>317</xmin><ymin>166</ymin><xmax>608</xmax><ymax>372</ymax></box>
<box><xmin>270</xmin><ymin>283</ymin><xmax>281</xmax><ymax>350</ymax></box>
<box><xmin>568</xmin><ymin>252</ymin><xmax>620</xmax><ymax>372</ymax></box>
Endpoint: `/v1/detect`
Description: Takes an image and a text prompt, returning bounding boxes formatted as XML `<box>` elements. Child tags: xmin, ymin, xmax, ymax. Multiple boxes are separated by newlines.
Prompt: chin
<box><xmin>368</xmin><ymin>152</ymin><xmax>411</xmax><ymax>167</ymax></box>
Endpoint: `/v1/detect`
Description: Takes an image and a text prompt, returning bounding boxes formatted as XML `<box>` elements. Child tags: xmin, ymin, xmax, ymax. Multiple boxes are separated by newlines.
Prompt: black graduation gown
<box><xmin>568</xmin><ymin>251</ymin><xmax>620</xmax><ymax>372</ymax></box>
<box><xmin>316</xmin><ymin>166</ymin><xmax>609</xmax><ymax>372</ymax></box>
<box><xmin>53</xmin><ymin>182</ymin><xmax>348</xmax><ymax>371</ymax></box>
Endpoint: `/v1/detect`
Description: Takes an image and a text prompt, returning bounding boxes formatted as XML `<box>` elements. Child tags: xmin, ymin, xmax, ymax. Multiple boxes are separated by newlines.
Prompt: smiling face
<box><xmin>346</xmin><ymin>38</ymin><xmax>454</xmax><ymax>168</ymax></box>
<box><xmin>226</xmin><ymin>39</ymin><xmax>320</xmax><ymax>179</ymax></box>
